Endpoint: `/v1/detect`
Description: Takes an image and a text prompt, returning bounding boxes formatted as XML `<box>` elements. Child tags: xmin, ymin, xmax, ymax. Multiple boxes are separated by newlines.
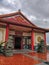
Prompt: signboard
<box><xmin>23</xmin><ymin>32</ymin><xmax>31</xmax><ymax>36</ymax></box>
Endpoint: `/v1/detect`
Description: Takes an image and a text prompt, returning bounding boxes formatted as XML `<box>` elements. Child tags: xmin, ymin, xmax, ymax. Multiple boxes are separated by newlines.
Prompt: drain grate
<box><xmin>35</xmin><ymin>62</ymin><xmax>47</xmax><ymax>65</ymax></box>
<box><xmin>44</xmin><ymin>62</ymin><xmax>49</xmax><ymax>65</ymax></box>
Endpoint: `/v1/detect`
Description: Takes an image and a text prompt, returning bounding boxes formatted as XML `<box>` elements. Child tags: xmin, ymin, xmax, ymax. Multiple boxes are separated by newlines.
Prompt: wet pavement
<box><xmin>0</xmin><ymin>50</ymin><xmax>49</xmax><ymax>65</ymax></box>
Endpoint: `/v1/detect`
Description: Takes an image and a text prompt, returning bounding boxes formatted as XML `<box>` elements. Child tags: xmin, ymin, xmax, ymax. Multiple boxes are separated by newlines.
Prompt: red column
<box><xmin>5</xmin><ymin>24</ymin><xmax>9</xmax><ymax>42</ymax></box>
<box><xmin>44</xmin><ymin>33</ymin><xmax>46</xmax><ymax>45</ymax></box>
<box><xmin>31</xmin><ymin>31</ymin><xmax>34</xmax><ymax>50</ymax></box>
<box><xmin>21</xmin><ymin>39</ymin><xmax>23</xmax><ymax>49</ymax></box>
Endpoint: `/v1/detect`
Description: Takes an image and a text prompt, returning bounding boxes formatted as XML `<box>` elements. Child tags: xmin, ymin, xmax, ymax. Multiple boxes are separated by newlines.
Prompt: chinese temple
<box><xmin>0</xmin><ymin>10</ymin><xmax>49</xmax><ymax>50</ymax></box>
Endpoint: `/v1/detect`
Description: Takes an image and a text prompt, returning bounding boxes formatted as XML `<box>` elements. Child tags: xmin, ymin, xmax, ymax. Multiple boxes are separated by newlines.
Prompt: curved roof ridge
<box><xmin>0</xmin><ymin>11</ymin><xmax>19</xmax><ymax>18</ymax></box>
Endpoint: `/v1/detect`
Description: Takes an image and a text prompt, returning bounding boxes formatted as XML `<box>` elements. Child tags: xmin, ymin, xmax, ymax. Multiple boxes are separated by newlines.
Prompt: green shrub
<box><xmin>37</xmin><ymin>39</ymin><xmax>45</xmax><ymax>53</ymax></box>
<box><xmin>0</xmin><ymin>41</ymin><xmax>6</xmax><ymax>53</ymax></box>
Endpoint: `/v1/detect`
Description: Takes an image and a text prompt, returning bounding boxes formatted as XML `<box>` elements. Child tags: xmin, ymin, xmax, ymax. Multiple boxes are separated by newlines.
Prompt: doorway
<box><xmin>14</xmin><ymin>37</ymin><xmax>21</xmax><ymax>49</ymax></box>
<box><xmin>23</xmin><ymin>36</ymin><xmax>31</xmax><ymax>49</ymax></box>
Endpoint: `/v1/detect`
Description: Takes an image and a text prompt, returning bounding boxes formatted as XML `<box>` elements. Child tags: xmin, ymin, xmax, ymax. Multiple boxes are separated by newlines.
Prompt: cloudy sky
<box><xmin>0</xmin><ymin>0</ymin><xmax>49</xmax><ymax>44</ymax></box>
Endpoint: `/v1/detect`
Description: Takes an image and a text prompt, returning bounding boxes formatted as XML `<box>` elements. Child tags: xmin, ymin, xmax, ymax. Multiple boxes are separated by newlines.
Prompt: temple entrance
<box><xmin>14</xmin><ymin>37</ymin><xmax>21</xmax><ymax>49</ymax></box>
<box><xmin>23</xmin><ymin>36</ymin><xmax>31</xmax><ymax>49</ymax></box>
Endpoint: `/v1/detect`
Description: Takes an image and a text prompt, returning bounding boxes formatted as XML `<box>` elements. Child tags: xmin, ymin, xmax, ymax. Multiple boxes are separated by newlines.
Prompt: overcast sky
<box><xmin>0</xmin><ymin>0</ymin><xmax>49</xmax><ymax>44</ymax></box>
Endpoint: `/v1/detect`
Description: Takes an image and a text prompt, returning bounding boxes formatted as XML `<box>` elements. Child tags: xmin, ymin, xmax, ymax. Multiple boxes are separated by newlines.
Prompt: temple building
<box><xmin>0</xmin><ymin>10</ymin><xmax>49</xmax><ymax>50</ymax></box>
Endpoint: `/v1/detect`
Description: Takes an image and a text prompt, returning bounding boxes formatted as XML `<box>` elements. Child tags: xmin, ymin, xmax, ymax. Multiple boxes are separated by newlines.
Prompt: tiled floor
<box><xmin>0</xmin><ymin>54</ymin><xmax>40</xmax><ymax>65</ymax></box>
<box><xmin>28</xmin><ymin>51</ymin><xmax>49</xmax><ymax>62</ymax></box>
<box><xmin>0</xmin><ymin>51</ymin><xmax>49</xmax><ymax>65</ymax></box>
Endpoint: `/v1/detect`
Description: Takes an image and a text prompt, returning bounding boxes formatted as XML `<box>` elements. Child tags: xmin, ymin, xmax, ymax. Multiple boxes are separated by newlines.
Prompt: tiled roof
<box><xmin>0</xmin><ymin>11</ymin><xmax>37</xmax><ymax>28</ymax></box>
<box><xmin>0</xmin><ymin>11</ymin><xmax>49</xmax><ymax>32</ymax></box>
<box><xmin>3</xmin><ymin>15</ymin><xmax>33</xmax><ymax>27</ymax></box>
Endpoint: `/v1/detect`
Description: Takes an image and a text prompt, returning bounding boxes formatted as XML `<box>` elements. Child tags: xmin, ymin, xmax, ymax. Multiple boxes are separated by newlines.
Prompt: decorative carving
<box><xmin>37</xmin><ymin>36</ymin><xmax>41</xmax><ymax>42</ymax></box>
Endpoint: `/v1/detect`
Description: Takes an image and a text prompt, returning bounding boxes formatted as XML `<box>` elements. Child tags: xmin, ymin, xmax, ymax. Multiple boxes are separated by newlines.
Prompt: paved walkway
<box><xmin>0</xmin><ymin>49</ymin><xmax>49</xmax><ymax>65</ymax></box>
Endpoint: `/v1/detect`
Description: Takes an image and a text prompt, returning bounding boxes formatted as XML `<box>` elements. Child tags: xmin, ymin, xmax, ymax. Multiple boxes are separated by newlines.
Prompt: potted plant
<box><xmin>4</xmin><ymin>42</ymin><xmax>14</xmax><ymax>56</ymax></box>
<box><xmin>37</xmin><ymin>39</ymin><xmax>45</xmax><ymax>53</ymax></box>
<box><xmin>0</xmin><ymin>41</ymin><xmax>6</xmax><ymax>54</ymax></box>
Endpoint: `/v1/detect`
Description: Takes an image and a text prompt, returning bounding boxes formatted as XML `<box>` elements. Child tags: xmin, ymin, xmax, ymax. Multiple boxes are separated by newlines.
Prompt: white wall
<box><xmin>0</xmin><ymin>28</ymin><xmax>6</xmax><ymax>46</ymax></box>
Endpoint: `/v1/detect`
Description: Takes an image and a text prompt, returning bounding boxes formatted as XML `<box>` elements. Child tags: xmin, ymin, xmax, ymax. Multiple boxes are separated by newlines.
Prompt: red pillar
<box><xmin>5</xmin><ymin>24</ymin><xmax>9</xmax><ymax>42</ymax></box>
<box><xmin>44</xmin><ymin>33</ymin><xmax>46</xmax><ymax>45</ymax></box>
<box><xmin>21</xmin><ymin>39</ymin><xmax>23</xmax><ymax>49</ymax></box>
<box><xmin>31</xmin><ymin>31</ymin><xmax>34</xmax><ymax>50</ymax></box>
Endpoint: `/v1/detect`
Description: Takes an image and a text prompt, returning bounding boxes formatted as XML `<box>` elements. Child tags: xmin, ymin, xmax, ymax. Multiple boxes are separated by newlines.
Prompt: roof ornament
<box><xmin>18</xmin><ymin>9</ymin><xmax>21</xmax><ymax>12</ymax></box>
